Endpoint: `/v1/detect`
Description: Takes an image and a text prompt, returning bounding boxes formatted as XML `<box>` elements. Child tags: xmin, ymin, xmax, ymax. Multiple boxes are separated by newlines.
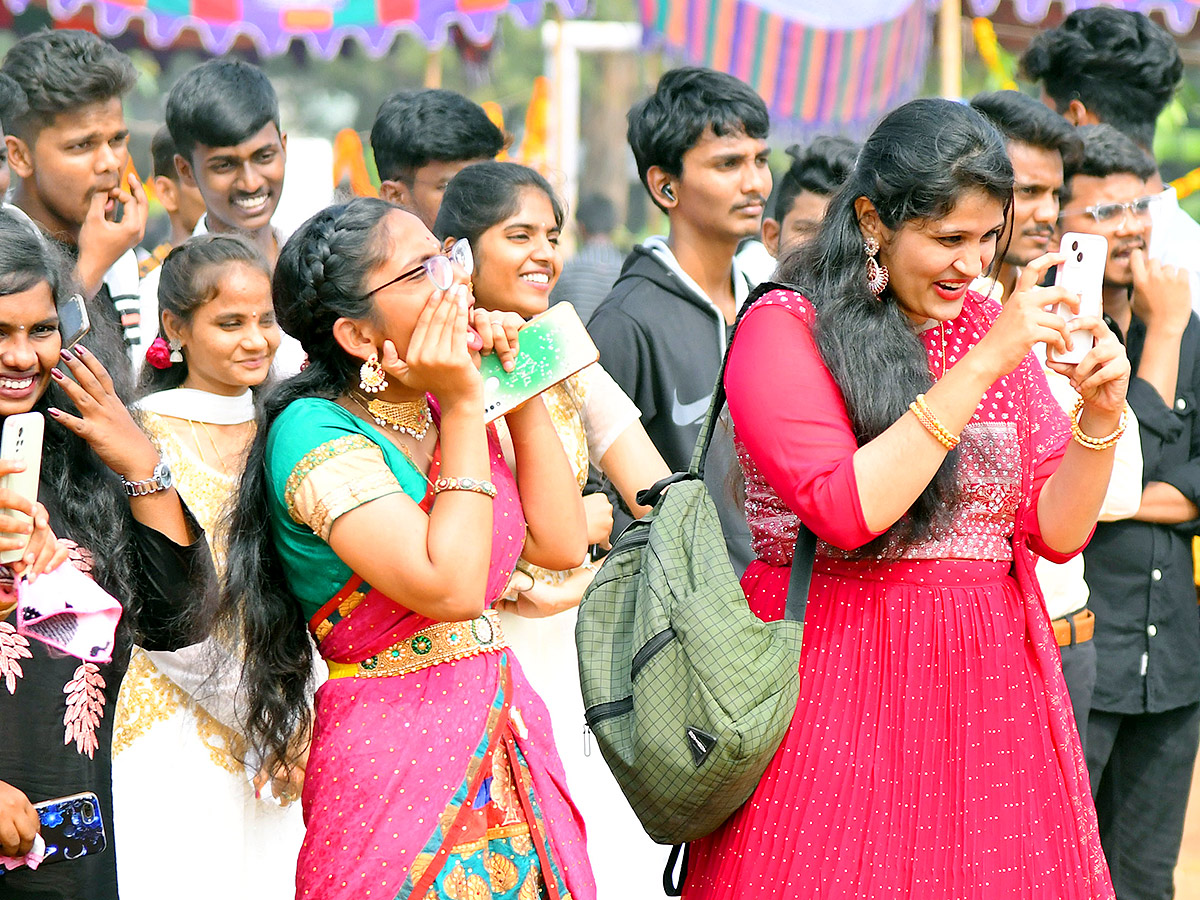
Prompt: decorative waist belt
<box><xmin>326</xmin><ymin>610</ymin><xmax>507</xmax><ymax>680</ymax></box>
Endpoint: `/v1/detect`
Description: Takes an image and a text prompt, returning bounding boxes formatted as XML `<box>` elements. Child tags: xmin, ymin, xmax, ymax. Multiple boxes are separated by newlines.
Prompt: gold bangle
<box><xmin>1070</xmin><ymin>399</ymin><xmax>1128</xmax><ymax>451</ymax></box>
<box><xmin>909</xmin><ymin>394</ymin><xmax>960</xmax><ymax>450</ymax></box>
<box><xmin>432</xmin><ymin>476</ymin><xmax>497</xmax><ymax>498</ymax></box>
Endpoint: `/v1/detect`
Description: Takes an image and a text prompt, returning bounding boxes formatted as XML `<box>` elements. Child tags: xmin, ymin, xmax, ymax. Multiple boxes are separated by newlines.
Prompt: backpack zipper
<box><xmin>584</xmin><ymin>696</ymin><xmax>633</xmax><ymax>726</ymax></box>
<box><xmin>630</xmin><ymin>627</ymin><xmax>677</xmax><ymax>681</ymax></box>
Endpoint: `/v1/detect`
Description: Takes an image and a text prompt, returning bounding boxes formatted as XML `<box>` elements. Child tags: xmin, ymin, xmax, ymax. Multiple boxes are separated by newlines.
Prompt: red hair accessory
<box><xmin>145</xmin><ymin>336</ymin><xmax>173</xmax><ymax>370</ymax></box>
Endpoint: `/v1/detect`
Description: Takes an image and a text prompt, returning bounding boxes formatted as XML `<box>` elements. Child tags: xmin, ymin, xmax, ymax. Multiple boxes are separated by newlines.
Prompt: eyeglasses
<box><xmin>361</xmin><ymin>238</ymin><xmax>473</xmax><ymax>300</ymax></box>
<box><xmin>1059</xmin><ymin>195</ymin><xmax>1157</xmax><ymax>224</ymax></box>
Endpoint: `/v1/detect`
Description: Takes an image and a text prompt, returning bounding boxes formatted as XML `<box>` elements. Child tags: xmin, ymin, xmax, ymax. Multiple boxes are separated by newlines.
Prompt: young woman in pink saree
<box><xmin>681</xmin><ymin>100</ymin><xmax>1128</xmax><ymax>898</ymax></box>
<box><xmin>221</xmin><ymin>198</ymin><xmax>595</xmax><ymax>900</ymax></box>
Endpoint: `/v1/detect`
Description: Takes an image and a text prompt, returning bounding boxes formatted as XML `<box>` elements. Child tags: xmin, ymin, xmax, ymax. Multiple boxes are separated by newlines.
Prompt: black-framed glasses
<box><xmin>361</xmin><ymin>238</ymin><xmax>473</xmax><ymax>300</ymax></box>
<box><xmin>1059</xmin><ymin>195</ymin><xmax>1157</xmax><ymax>224</ymax></box>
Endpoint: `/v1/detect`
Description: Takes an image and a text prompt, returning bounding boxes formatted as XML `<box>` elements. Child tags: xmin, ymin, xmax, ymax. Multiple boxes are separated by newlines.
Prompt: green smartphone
<box><xmin>479</xmin><ymin>302</ymin><xmax>599</xmax><ymax>423</ymax></box>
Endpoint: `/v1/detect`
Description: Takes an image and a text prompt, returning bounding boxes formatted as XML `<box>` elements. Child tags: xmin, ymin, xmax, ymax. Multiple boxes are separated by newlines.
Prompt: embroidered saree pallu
<box><xmin>266</xmin><ymin>398</ymin><xmax>595</xmax><ymax>900</ymax></box>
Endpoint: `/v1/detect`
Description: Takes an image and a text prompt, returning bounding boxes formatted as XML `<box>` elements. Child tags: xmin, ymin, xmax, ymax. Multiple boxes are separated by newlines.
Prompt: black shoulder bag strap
<box><xmin>661</xmin><ymin>283</ymin><xmax>815</xmax><ymax>897</ymax></box>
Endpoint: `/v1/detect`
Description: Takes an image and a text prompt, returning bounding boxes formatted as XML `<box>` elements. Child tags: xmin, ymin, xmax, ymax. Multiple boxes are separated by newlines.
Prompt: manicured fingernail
<box><xmin>50</xmin><ymin>369</ymin><xmax>63</xmax><ymax>380</ymax></box>
<box><xmin>47</xmin><ymin>408</ymin><xmax>61</xmax><ymax>418</ymax></box>
<box><xmin>59</xmin><ymin>349</ymin><xmax>73</xmax><ymax>362</ymax></box>
<box><xmin>74</xmin><ymin>344</ymin><xmax>87</xmax><ymax>357</ymax></box>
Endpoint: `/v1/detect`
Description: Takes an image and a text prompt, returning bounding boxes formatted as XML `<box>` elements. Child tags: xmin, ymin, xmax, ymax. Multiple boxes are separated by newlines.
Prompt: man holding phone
<box><xmin>0</xmin><ymin>30</ymin><xmax>147</xmax><ymax>389</ymax></box>
<box><xmin>1061</xmin><ymin>123</ymin><xmax>1200</xmax><ymax>900</ymax></box>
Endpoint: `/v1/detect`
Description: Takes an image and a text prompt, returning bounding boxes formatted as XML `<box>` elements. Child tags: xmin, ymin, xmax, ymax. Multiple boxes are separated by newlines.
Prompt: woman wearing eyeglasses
<box><xmin>219</xmin><ymin>198</ymin><xmax>595</xmax><ymax>899</ymax></box>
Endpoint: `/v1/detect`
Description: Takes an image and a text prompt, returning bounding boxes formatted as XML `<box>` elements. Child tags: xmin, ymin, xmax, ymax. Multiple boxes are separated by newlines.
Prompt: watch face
<box><xmin>154</xmin><ymin>461</ymin><xmax>173</xmax><ymax>490</ymax></box>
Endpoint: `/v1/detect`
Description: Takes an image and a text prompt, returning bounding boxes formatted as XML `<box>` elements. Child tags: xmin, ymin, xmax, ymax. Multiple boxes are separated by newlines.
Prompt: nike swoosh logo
<box><xmin>671</xmin><ymin>390</ymin><xmax>709</xmax><ymax>426</ymax></box>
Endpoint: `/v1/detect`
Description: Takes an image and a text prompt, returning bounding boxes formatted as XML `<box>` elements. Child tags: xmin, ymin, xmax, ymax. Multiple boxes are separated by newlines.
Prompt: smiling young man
<box><xmin>1</xmin><ymin>30</ymin><xmax>149</xmax><ymax>387</ymax></box>
<box><xmin>155</xmin><ymin>60</ymin><xmax>304</xmax><ymax>375</ymax></box>
<box><xmin>1061</xmin><ymin>124</ymin><xmax>1200</xmax><ymax>900</ymax></box>
<box><xmin>165</xmin><ymin>59</ymin><xmax>285</xmax><ymax>264</ymax></box>
<box><xmin>370</xmin><ymin>89</ymin><xmax>505</xmax><ymax>231</ymax></box>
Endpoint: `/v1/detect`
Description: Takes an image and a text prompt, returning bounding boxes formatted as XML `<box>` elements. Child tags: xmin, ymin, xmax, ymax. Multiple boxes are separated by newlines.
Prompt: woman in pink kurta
<box><xmin>682</xmin><ymin>100</ymin><xmax>1126</xmax><ymax>898</ymax></box>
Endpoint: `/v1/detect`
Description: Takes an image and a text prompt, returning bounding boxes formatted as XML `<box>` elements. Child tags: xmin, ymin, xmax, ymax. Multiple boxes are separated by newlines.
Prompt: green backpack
<box><xmin>575</xmin><ymin>285</ymin><xmax>813</xmax><ymax>851</ymax></box>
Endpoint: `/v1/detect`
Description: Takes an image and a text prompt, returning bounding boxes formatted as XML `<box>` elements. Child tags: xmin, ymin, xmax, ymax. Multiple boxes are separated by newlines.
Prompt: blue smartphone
<box><xmin>33</xmin><ymin>791</ymin><xmax>106</xmax><ymax>864</ymax></box>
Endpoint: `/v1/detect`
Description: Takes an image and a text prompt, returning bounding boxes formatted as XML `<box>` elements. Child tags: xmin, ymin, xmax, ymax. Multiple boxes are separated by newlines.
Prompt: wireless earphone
<box><xmin>662</xmin><ymin>184</ymin><xmax>676</xmax><ymax>201</ymax></box>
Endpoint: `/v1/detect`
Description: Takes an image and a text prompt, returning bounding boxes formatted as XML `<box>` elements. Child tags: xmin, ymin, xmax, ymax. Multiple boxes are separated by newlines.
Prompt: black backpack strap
<box><xmin>663</xmin><ymin>843</ymin><xmax>689</xmax><ymax>896</ymax></box>
<box><xmin>785</xmin><ymin>524</ymin><xmax>816</xmax><ymax>623</ymax></box>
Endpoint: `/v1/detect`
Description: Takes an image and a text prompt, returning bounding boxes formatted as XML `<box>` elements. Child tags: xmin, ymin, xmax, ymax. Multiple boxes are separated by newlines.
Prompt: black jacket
<box><xmin>1085</xmin><ymin>311</ymin><xmax>1200</xmax><ymax>715</ymax></box>
<box><xmin>588</xmin><ymin>244</ymin><xmax>740</xmax><ymax>473</ymax></box>
<box><xmin>587</xmin><ymin>244</ymin><xmax>754</xmax><ymax>572</ymax></box>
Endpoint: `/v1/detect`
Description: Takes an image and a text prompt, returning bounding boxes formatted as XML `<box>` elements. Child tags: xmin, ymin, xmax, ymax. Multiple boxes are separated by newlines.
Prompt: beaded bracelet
<box><xmin>433</xmin><ymin>476</ymin><xmax>498</xmax><ymax>498</ymax></box>
<box><xmin>1070</xmin><ymin>399</ymin><xmax>1128</xmax><ymax>451</ymax></box>
<box><xmin>909</xmin><ymin>394</ymin><xmax>961</xmax><ymax>450</ymax></box>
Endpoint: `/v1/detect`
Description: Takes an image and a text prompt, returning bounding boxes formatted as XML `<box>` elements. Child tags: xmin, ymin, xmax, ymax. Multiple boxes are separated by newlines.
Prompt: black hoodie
<box><xmin>588</xmin><ymin>243</ymin><xmax>745</xmax><ymax>472</ymax></box>
<box><xmin>587</xmin><ymin>242</ymin><xmax>754</xmax><ymax>572</ymax></box>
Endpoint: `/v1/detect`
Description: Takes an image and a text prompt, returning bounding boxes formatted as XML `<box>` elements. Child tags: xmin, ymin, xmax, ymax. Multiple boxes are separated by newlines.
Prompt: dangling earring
<box><xmin>168</xmin><ymin>338</ymin><xmax>184</xmax><ymax>363</ymax></box>
<box><xmin>359</xmin><ymin>351</ymin><xmax>388</xmax><ymax>393</ymax></box>
<box><xmin>864</xmin><ymin>237</ymin><xmax>889</xmax><ymax>297</ymax></box>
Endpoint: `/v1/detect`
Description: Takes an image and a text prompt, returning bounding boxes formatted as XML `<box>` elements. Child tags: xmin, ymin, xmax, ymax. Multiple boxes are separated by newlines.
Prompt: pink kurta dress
<box><xmin>682</xmin><ymin>289</ymin><xmax>1113</xmax><ymax>899</ymax></box>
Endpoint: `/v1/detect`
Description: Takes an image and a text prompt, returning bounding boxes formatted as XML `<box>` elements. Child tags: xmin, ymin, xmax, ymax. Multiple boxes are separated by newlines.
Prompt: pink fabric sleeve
<box><xmin>1018</xmin><ymin>355</ymin><xmax>1091</xmax><ymax>563</ymax></box>
<box><xmin>725</xmin><ymin>299</ymin><xmax>885</xmax><ymax>551</ymax></box>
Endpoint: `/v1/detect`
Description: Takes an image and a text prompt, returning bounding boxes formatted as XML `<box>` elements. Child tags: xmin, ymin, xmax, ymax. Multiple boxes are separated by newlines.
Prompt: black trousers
<box><xmin>1059</xmin><ymin>635</ymin><xmax>1097</xmax><ymax>752</ymax></box>
<box><xmin>1087</xmin><ymin>702</ymin><xmax>1200</xmax><ymax>900</ymax></box>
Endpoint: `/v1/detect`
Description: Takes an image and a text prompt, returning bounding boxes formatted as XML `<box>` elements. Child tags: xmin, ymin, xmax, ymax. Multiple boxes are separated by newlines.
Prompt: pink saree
<box><xmin>295</xmin><ymin>427</ymin><xmax>594</xmax><ymax>900</ymax></box>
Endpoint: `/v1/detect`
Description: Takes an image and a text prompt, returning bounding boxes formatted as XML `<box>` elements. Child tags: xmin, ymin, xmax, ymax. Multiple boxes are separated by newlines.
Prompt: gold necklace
<box><xmin>351</xmin><ymin>391</ymin><xmax>432</xmax><ymax>438</ymax></box>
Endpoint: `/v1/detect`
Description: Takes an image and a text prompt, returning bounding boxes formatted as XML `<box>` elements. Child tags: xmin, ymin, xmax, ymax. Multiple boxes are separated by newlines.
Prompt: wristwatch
<box><xmin>122</xmin><ymin>460</ymin><xmax>174</xmax><ymax>497</ymax></box>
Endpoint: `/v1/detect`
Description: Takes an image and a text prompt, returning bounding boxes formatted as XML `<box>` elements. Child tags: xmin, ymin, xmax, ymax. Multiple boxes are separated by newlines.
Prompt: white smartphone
<box><xmin>1049</xmin><ymin>232</ymin><xmax>1108</xmax><ymax>364</ymax></box>
<box><xmin>0</xmin><ymin>412</ymin><xmax>44</xmax><ymax>565</ymax></box>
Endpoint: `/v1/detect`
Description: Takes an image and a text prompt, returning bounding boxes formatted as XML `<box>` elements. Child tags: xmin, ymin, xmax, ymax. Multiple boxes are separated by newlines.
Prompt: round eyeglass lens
<box><xmin>450</xmin><ymin>239</ymin><xmax>474</xmax><ymax>276</ymax></box>
<box><xmin>427</xmin><ymin>255</ymin><xmax>454</xmax><ymax>292</ymax></box>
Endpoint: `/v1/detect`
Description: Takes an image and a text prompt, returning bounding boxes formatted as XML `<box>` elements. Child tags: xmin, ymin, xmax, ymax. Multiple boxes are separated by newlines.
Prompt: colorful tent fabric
<box><xmin>967</xmin><ymin>0</ymin><xmax>1200</xmax><ymax>35</ymax></box>
<box><xmin>638</xmin><ymin>0</ymin><xmax>932</xmax><ymax>133</ymax></box>
<box><xmin>1</xmin><ymin>0</ymin><xmax>586</xmax><ymax>58</ymax></box>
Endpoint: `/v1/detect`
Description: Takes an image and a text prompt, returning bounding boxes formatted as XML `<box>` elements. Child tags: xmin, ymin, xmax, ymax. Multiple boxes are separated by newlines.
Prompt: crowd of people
<box><xmin>0</xmin><ymin>6</ymin><xmax>1194</xmax><ymax>899</ymax></box>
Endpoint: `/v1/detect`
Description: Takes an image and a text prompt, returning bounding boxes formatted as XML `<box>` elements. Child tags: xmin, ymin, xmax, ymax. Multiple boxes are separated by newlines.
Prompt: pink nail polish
<box><xmin>50</xmin><ymin>369</ymin><xmax>63</xmax><ymax>380</ymax></box>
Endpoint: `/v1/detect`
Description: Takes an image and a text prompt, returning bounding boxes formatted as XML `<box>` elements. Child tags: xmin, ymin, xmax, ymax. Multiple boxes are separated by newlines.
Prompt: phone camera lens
<box><xmin>1072</xmin><ymin>240</ymin><xmax>1080</xmax><ymax>252</ymax></box>
<box><xmin>1077</xmin><ymin>252</ymin><xmax>1084</xmax><ymax>262</ymax></box>
<box><xmin>81</xmin><ymin>801</ymin><xmax>95</xmax><ymax>821</ymax></box>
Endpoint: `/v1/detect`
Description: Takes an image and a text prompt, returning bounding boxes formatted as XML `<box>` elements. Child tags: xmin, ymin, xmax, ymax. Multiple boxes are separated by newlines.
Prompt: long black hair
<box><xmin>138</xmin><ymin>233</ymin><xmax>272</xmax><ymax>394</ymax></box>
<box><xmin>777</xmin><ymin>98</ymin><xmax>1013</xmax><ymax>553</ymax></box>
<box><xmin>0</xmin><ymin>210</ymin><xmax>148</xmax><ymax>636</ymax></box>
<box><xmin>220</xmin><ymin>198</ymin><xmax>394</xmax><ymax>767</ymax></box>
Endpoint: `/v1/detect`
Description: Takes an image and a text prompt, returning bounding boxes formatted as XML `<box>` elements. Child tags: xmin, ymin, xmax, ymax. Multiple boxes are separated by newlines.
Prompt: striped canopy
<box><xmin>968</xmin><ymin>0</ymin><xmax>1200</xmax><ymax>34</ymax></box>
<box><xmin>638</xmin><ymin>0</ymin><xmax>932</xmax><ymax>134</ymax></box>
<box><xmin>0</xmin><ymin>0</ymin><xmax>586</xmax><ymax>57</ymax></box>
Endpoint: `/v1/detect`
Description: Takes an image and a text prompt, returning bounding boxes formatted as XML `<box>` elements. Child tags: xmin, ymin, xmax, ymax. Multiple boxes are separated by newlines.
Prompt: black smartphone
<box><xmin>33</xmin><ymin>792</ymin><xmax>107</xmax><ymax>865</ymax></box>
<box><xmin>111</xmin><ymin>199</ymin><xmax>124</xmax><ymax>224</ymax></box>
<box><xmin>58</xmin><ymin>294</ymin><xmax>90</xmax><ymax>349</ymax></box>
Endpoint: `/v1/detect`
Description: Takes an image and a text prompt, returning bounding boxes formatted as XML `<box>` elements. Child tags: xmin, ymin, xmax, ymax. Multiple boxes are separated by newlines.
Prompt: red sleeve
<box><xmin>725</xmin><ymin>298</ymin><xmax>886</xmax><ymax>551</ymax></box>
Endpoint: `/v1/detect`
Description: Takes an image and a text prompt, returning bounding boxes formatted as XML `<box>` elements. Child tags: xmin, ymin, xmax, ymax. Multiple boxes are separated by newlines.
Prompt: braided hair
<box><xmin>220</xmin><ymin>197</ymin><xmax>394</xmax><ymax>768</ymax></box>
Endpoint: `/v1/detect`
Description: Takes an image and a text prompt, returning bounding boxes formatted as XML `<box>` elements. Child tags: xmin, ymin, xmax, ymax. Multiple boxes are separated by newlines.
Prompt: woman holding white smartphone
<box><xmin>0</xmin><ymin>209</ymin><xmax>210</xmax><ymax>900</ymax></box>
